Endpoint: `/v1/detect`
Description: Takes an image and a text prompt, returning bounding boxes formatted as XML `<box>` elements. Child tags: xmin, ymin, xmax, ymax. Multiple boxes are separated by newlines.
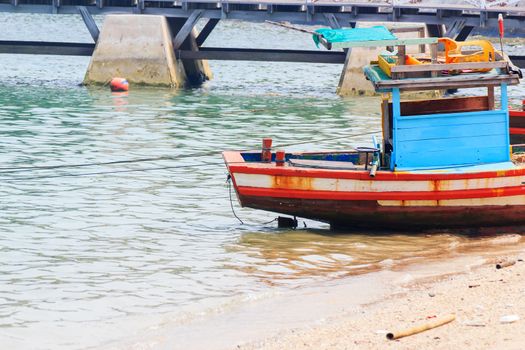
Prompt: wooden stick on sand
<box><xmin>496</xmin><ymin>259</ymin><xmax>516</xmax><ymax>269</ymax></box>
<box><xmin>386</xmin><ymin>314</ymin><xmax>456</xmax><ymax>340</ymax></box>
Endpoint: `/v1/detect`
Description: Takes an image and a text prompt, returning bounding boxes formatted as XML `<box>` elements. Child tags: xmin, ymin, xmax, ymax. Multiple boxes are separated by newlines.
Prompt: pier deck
<box><xmin>0</xmin><ymin>1</ymin><xmax>524</xmax><ymax>85</ymax></box>
<box><xmin>0</xmin><ymin>0</ymin><xmax>524</xmax><ymax>28</ymax></box>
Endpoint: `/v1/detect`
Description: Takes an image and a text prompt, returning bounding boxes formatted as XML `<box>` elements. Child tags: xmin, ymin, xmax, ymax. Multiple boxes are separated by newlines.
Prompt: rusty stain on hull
<box><xmin>492</xmin><ymin>188</ymin><xmax>505</xmax><ymax>196</ymax></box>
<box><xmin>271</xmin><ymin>175</ymin><xmax>314</xmax><ymax>191</ymax></box>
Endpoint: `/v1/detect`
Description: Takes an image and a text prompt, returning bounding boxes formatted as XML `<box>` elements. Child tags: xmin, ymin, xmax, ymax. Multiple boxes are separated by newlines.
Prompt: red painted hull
<box><xmin>510</xmin><ymin>110</ymin><xmax>525</xmax><ymax>144</ymax></box>
<box><xmin>239</xmin><ymin>194</ymin><xmax>525</xmax><ymax>230</ymax></box>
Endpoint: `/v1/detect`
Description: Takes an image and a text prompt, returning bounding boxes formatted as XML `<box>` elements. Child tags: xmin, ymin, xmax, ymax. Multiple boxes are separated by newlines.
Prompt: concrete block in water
<box><xmin>337</xmin><ymin>45</ymin><xmax>383</xmax><ymax>97</ymax></box>
<box><xmin>167</xmin><ymin>17</ymin><xmax>213</xmax><ymax>85</ymax></box>
<box><xmin>337</xmin><ymin>23</ymin><xmax>438</xmax><ymax>97</ymax></box>
<box><xmin>84</xmin><ymin>15</ymin><xmax>211</xmax><ymax>87</ymax></box>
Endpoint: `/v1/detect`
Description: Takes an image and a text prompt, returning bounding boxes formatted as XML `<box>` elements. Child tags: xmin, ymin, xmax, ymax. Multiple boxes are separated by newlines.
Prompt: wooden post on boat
<box><xmin>396</xmin><ymin>45</ymin><xmax>406</xmax><ymax>80</ymax></box>
<box><xmin>275</xmin><ymin>150</ymin><xmax>286</xmax><ymax>166</ymax></box>
<box><xmin>430</xmin><ymin>43</ymin><xmax>438</xmax><ymax>77</ymax></box>
<box><xmin>488</xmin><ymin>86</ymin><xmax>495</xmax><ymax>110</ymax></box>
<box><xmin>262</xmin><ymin>138</ymin><xmax>272</xmax><ymax>163</ymax></box>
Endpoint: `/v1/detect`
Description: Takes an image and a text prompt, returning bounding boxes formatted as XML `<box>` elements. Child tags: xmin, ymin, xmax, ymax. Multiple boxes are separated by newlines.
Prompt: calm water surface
<box><xmin>0</xmin><ymin>13</ymin><xmax>524</xmax><ymax>349</ymax></box>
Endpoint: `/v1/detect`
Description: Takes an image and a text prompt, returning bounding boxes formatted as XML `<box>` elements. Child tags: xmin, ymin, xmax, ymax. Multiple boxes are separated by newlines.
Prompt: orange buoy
<box><xmin>109</xmin><ymin>77</ymin><xmax>129</xmax><ymax>92</ymax></box>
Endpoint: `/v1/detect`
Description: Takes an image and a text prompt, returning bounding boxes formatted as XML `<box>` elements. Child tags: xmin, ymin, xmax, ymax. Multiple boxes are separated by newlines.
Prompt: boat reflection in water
<box><xmin>226</xmin><ymin>230</ymin><xmax>525</xmax><ymax>286</ymax></box>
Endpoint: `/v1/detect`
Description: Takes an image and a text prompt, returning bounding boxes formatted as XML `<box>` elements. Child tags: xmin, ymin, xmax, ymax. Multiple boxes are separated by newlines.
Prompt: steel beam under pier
<box><xmin>196</xmin><ymin>18</ymin><xmax>219</xmax><ymax>46</ymax></box>
<box><xmin>0</xmin><ymin>41</ymin><xmax>346</xmax><ymax>63</ymax></box>
<box><xmin>511</xmin><ymin>56</ymin><xmax>525</xmax><ymax>69</ymax></box>
<box><xmin>176</xmin><ymin>47</ymin><xmax>346</xmax><ymax>64</ymax></box>
<box><xmin>0</xmin><ymin>40</ymin><xmax>94</xmax><ymax>55</ymax></box>
<box><xmin>0</xmin><ymin>41</ymin><xmax>524</xmax><ymax>69</ymax></box>
<box><xmin>78</xmin><ymin>6</ymin><xmax>99</xmax><ymax>42</ymax></box>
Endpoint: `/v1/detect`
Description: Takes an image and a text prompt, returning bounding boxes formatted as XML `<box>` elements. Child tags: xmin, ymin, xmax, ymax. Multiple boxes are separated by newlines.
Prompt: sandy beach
<box><xmin>101</xmin><ymin>235</ymin><xmax>525</xmax><ymax>350</ymax></box>
<box><xmin>237</xmin><ymin>248</ymin><xmax>525</xmax><ymax>350</ymax></box>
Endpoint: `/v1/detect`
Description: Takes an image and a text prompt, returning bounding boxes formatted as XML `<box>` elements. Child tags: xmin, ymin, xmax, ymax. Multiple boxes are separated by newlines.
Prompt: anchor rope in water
<box><xmin>0</xmin><ymin>130</ymin><xmax>381</xmax><ymax>180</ymax></box>
<box><xmin>0</xmin><ymin>162</ymin><xmax>224</xmax><ymax>182</ymax></box>
<box><xmin>0</xmin><ymin>152</ymin><xmax>219</xmax><ymax>174</ymax></box>
<box><xmin>227</xmin><ymin>174</ymin><xmax>279</xmax><ymax>226</ymax></box>
<box><xmin>0</xmin><ymin>161</ymin><xmax>264</xmax><ymax>181</ymax></box>
<box><xmin>227</xmin><ymin>175</ymin><xmax>244</xmax><ymax>225</ymax></box>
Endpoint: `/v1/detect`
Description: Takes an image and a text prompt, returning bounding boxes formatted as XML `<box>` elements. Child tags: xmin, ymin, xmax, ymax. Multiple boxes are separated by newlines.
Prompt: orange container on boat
<box><xmin>438</xmin><ymin>38</ymin><xmax>495</xmax><ymax>72</ymax></box>
<box><xmin>405</xmin><ymin>54</ymin><xmax>423</xmax><ymax>65</ymax></box>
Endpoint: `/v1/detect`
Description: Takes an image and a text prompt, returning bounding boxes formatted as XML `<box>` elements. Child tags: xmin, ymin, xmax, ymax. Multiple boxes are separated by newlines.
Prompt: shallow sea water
<box><xmin>0</xmin><ymin>13</ymin><xmax>525</xmax><ymax>349</ymax></box>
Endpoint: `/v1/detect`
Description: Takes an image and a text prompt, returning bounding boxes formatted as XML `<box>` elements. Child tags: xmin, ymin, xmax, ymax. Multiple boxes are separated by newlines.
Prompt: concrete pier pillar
<box><xmin>83</xmin><ymin>14</ymin><xmax>211</xmax><ymax>88</ymax></box>
<box><xmin>167</xmin><ymin>17</ymin><xmax>213</xmax><ymax>85</ymax></box>
<box><xmin>337</xmin><ymin>45</ymin><xmax>383</xmax><ymax>97</ymax></box>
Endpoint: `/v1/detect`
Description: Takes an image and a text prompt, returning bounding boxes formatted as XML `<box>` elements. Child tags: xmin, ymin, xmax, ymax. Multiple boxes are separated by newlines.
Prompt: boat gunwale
<box><xmin>223</xmin><ymin>151</ymin><xmax>525</xmax><ymax>181</ymax></box>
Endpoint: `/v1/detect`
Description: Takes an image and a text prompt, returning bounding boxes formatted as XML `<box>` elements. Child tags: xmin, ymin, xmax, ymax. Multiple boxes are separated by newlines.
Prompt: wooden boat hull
<box><xmin>224</xmin><ymin>151</ymin><xmax>525</xmax><ymax>230</ymax></box>
<box><xmin>239</xmin><ymin>195</ymin><xmax>525</xmax><ymax>230</ymax></box>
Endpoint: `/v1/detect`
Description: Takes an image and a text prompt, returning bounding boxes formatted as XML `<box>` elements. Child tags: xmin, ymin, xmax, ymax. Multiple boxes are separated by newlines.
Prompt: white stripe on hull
<box><xmin>234</xmin><ymin>173</ymin><xmax>525</xmax><ymax>193</ymax></box>
<box><xmin>378</xmin><ymin>195</ymin><xmax>525</xmax><ymax>207</ymax></box>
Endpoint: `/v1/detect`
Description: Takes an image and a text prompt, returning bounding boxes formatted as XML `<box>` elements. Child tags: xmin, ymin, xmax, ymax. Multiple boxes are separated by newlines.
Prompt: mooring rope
<box><xmin>0</xmin><ymin>152</ymin><xmax>219</xmax><ymax>174</ymax></box>
<box><xmin>0</xmin><ymin>162</ymin><xmax>222</xmax><ymax>182</ymax></box>
<box><xmin>0</xmin><ymin>130</ymin><xmax>381</xmax><ymax>180</ymax></box>
<box><xmin>227</xmin><ymin>174</ymin><xmax>244</xmax><ymax>225</ymax></box>
<box><xmin>227</xmin><ymin>174</ymin><xmax>281</xmax><ymax>226</ymax></box>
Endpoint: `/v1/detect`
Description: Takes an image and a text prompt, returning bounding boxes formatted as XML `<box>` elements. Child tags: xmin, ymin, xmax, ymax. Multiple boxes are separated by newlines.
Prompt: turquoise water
<box><xmin>0</xmin><ymin>13</ymin><xmax>524</xmax><ymax>349</ymax></box>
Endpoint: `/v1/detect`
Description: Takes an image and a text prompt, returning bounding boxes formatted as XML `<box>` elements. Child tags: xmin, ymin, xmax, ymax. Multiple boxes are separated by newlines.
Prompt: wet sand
<box><xmin>237</xmin><ymin>250</ymin><xmax>525</xmax><ymax>350</ymax></box>
<box><xmin>100</xmin><ymin>234</ymin><xmax>525</xmax><ymax>350</ymax></box>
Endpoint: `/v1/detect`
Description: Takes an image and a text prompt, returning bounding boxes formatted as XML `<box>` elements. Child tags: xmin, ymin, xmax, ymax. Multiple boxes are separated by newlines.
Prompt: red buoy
<box><xmin>109</xmin><ymin>77</ymin><xmax>129</xmax><ymax>92</ymax></box>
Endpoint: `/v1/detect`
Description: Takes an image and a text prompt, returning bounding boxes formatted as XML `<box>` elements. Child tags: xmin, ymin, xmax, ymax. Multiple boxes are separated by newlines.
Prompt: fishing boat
<box><xmin>223</xmin><ymin>31</ymin><xmax>522</xmax><ymax>230</ymax></box>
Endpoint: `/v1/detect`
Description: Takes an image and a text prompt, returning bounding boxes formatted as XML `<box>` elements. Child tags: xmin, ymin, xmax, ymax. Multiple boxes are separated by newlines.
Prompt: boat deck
<box><xmin>364</xmin><ymin>65</ymin><xmax>521</xmax><ymax>92</ymax></box>
<box><xmin>224</xmin><ymin>151</ymin><xmax>523</xmax><ymax>175</ymax></box>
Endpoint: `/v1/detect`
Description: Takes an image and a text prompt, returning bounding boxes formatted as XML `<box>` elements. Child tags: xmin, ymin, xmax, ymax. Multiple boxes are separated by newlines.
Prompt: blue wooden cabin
<box><xmin>389</xmin><ymin>85</ymin><xmax>509</xmax><ymax>171</ymax></box>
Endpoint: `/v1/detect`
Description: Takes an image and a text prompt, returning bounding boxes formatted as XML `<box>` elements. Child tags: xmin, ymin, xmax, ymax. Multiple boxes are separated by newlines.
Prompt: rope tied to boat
<box><xmin>0</xmin><ymin>130</ymin><xmax>382</xmax><ymax>181</ymax></box>
<box><xmin>227</xmin><ymin>174</ymin><xmax>244</xmax><ymax>225</ymax></box>
<box><xmin>227</xmin><ymin>174</ymin><xmax>280</xmax><ymax>226</ymax></box>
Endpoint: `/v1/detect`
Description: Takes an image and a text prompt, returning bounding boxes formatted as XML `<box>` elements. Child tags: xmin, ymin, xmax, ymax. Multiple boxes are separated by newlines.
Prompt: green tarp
<box><xmin>313</xmin><ymin>26</ymin><xmax>397</xmax><ymax>48</ymax></box>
